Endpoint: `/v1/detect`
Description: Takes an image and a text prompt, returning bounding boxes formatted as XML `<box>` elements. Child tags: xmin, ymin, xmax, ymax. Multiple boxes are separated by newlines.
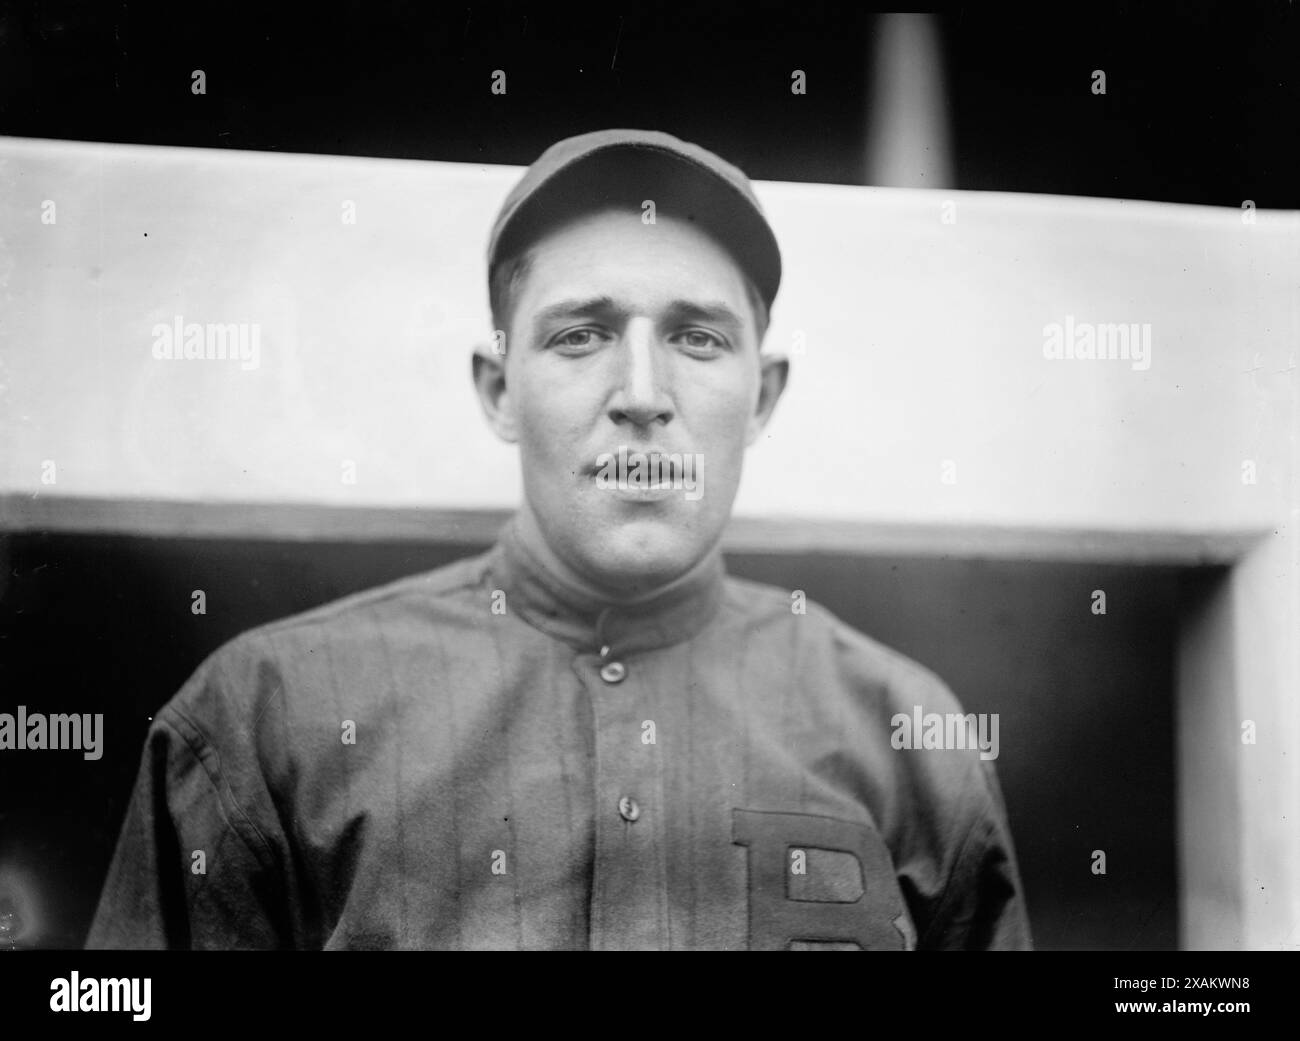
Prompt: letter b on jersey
<box><xmin>732</xmin><ymin>809</ymin><xmax>912</xmax><ymax>950</ymax></box>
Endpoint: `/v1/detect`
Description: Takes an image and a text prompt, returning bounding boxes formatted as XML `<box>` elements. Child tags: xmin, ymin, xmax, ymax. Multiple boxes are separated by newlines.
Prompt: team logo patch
<box><xmin>732</xmin><ymin>808</ymin><xmax>915</xmax><ymax>950</ymax></box>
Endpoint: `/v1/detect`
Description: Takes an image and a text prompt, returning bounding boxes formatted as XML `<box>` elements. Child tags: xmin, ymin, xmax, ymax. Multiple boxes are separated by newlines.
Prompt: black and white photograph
<box><xmin>0</xmin><ymin>0</ymin><xmax>1296</xmax><ymax>1007</ymax></box>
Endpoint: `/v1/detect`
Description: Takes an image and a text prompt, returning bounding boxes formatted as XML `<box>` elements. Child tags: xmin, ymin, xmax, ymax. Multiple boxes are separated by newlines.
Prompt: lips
<box><xmin>585</xmin><ymin>446</ymin><xmax>685</xmax><ymax>478</ymax></box>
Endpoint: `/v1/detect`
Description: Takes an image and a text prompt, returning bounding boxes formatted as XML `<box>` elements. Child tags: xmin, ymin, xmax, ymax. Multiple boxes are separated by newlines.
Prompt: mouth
<box><xmin>586</xmin><ymin>446</ymin><xmax>693</xmax><ymax>499</ymax></box>
<box><xmin>605</xmin><ymin>483</ymin><xmax>679</xmax><ymax>502</ymax></box>
<box><xmin>584</xmin><ymin>447</ymin><xmax>682</xmax><ymax>474</ymax></box>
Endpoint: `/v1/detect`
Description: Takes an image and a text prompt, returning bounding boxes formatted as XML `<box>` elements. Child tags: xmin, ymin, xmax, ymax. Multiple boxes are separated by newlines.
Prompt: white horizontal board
<box><xmin>1</xmin><ymin>137</ymin><xmax>1294</xmax><ymax>535</ymax></box>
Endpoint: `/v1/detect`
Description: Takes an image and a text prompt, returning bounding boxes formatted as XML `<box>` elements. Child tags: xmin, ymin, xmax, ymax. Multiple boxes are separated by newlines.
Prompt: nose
<box><xmin>608</xmin><ymin>317</ymin><xmax>673</xmax><ymax>429</ymax></box>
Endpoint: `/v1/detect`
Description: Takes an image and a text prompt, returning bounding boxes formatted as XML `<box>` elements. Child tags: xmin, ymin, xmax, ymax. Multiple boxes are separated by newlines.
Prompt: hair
<box><xmin>489</xmin><ymin>239</ymin><xmax>771</xmax><ymax>348</ymax></box>
<box><xmin>488</xmin><ymin>250</ymin><xmax>536</xmax><ymax>342</ymax></box>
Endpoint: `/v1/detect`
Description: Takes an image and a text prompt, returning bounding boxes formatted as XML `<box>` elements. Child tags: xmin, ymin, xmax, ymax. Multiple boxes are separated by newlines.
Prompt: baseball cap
<box><xmin>487</xmin><ymin>128</ymin><xmax>782</xmax><ymax>313</ymax></box>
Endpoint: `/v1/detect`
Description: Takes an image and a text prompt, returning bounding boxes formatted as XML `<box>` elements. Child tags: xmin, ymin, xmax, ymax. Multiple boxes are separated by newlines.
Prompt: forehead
<box><xmin>517</xmin><ymin>208</ymin><xmax>752</xmax><ymax>313</ymax></box>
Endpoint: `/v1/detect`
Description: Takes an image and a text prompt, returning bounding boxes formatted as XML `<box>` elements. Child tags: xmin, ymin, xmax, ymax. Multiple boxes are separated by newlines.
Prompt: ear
<box><xmin>472</xmin><ymin>343</ymin><xmax>519</xmax><ymax>443</ymax></box>
<box><xmin>745</xmin><ymin>352</ymin><xmax>789</xmax><ymax>446</ymax></box>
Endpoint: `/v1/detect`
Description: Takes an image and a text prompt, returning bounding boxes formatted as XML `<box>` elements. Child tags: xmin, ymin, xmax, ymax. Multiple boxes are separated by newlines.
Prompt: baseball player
<box><xmin>87</xmin><ymin>129</ymin><xmax>1032</xmax><ymax>950</ymax></box>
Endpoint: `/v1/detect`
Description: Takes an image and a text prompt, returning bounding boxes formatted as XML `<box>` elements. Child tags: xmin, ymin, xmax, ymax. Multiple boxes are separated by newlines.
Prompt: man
<box><xmin>88</xmin><ymin>129</ymin><xmax>1031</xmax><ymax>950</ymax></box>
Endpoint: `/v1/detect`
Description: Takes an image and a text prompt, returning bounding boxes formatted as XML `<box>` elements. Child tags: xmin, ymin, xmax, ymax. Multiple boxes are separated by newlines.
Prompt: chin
<box><xmin>578</xmin><ymin>515</ymin><xmax>713</xmax><ymax>591</ymax></box>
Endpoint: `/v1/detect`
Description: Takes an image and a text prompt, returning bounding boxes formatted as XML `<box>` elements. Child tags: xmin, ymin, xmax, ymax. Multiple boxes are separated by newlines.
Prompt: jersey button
<box><xmin>618</xmin><ymin>795</ymin><xmax>641</xmax><ymax>822</ymax></box>
<box><xmin>599</xmin><ymin>660</ymin><xmax>627</xmax><ymax>684</ymax></box>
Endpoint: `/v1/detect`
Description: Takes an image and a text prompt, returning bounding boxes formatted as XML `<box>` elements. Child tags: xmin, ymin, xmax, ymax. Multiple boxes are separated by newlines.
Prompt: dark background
<box><xmin>0</xmin><ymin>531</ymin><xmax>1189</xmax><ymax>949</ymax></box>
<box><xmin>0</xmin><ymin>0</ymin><xmax>1296</xmax><ymax>206</ymax></box>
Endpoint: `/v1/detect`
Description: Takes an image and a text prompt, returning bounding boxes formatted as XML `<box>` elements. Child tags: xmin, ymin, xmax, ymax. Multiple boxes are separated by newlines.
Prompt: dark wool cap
<box><xmin>488</xmin><ymin>128</ymin><xmax>782</xmax><ymax>312</ymax></box>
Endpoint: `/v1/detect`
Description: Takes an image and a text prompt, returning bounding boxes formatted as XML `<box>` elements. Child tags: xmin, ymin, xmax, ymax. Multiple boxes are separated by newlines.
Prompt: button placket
<box><xmin>585</xmin><ymin>641</ymin><xmax>668</xmax><ymax>949</ymax></box>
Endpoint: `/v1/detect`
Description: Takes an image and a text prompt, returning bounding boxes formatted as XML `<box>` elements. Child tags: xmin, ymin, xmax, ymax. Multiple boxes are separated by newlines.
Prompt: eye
<box><xmin>550</xmin><ymin>328</ymin><xmax>610</xmax><ymax>353</ymax></box>
<box><xmin>673</xmin><ymin>328</ymin><xmax>727</xmax><ymax>355</ymax></box>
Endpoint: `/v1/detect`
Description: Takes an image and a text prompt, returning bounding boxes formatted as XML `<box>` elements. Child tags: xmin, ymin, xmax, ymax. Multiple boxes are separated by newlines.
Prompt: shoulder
<box><xmin>718</xmin><ymin>572</ymin><xmax>999</xmax><ymax>831</ymax></box>
<box><xmin>719</xmin><ymin>577</ymin><xmax>1015</xmax><ymax>910</ymax></box>
<box><xmin>248</xmin><ymin>546</ymin><xmax>494</xmax><ymax>644</ymax></box>
<box><xmin>720</xmin><ymin>572</ymin><xmax>961</xmax><ymax>713</ymax></box>
<box><xmin>160</xmin><ymin>546</ymin><xmax>498</xmax><ymax>731</ymax></box>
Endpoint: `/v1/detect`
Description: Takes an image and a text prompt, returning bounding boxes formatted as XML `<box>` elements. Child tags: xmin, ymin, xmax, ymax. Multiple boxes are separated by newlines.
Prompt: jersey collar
<box><xmin>490</xmin><ymin>516</ymin><xmax>725</xmax><ymax>657</ymax></box>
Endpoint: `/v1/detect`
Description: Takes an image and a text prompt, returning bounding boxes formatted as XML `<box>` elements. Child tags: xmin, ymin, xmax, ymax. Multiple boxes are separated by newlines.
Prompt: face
<box><xmin>475</xmin><ymin>206</ymin><xmax>787</xmax><ymax>598</ymax></box>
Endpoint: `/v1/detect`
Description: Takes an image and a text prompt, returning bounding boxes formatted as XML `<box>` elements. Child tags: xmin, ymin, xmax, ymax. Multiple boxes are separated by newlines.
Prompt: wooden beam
<box><xmin>0</xmin><ymin>494</ymin><xmax>1266</xmax><ymax>565</ymax></box>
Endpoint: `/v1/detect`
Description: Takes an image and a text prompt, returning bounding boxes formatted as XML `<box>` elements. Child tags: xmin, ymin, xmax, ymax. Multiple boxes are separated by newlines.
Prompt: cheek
<box><xmin>513</xmin><ymin>372</ymin><xmax>588</xmax><ymax>461</ymax></box>
<box><xmin>685</xmin><ymin>376</ymin><xmax>757</xmax><ymax>447</ymax></box>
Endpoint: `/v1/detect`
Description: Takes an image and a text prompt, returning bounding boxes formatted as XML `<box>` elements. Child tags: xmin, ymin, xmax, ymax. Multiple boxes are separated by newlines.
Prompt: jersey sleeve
<box><xmin>85</xmin><ymin>644</ymin><xmax>291</xmax><ymax>950</ymax></box>
<box><xmin>917</xmin><ymin>759</ymin><xmax>1033</xmax><ymax>950</ymax></box>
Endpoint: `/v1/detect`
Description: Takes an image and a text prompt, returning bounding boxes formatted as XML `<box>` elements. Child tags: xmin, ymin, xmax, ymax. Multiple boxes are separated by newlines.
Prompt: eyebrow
<box><xmin>532</xmin><ymin>297</ymin><xmax>620</xmax><ymax>325</ymax></box>
<box><xmin>530</xmin><ymin>297</ymin><xmax>748</xmax><ymax>332</ymax></box>
<box><xmin>665</xmin><ymin>300</ymin><xmax>747</xmax><ymax>332</ymax></box>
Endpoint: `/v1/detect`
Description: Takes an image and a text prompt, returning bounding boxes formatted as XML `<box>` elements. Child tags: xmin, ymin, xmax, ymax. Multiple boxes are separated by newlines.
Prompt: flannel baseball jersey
<box><xmin>87</xmin><ymin>520</ymin><xmax>1032</xmax><ymax>950</ymax></box>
